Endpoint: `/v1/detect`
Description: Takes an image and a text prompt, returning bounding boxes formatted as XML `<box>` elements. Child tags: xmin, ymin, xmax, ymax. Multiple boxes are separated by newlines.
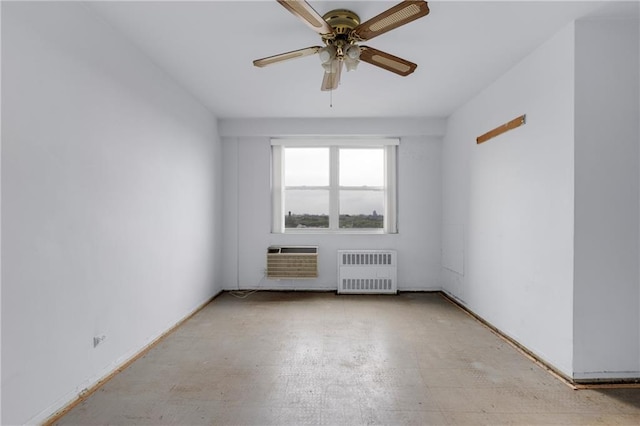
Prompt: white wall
<box><xmin>220</xmin><ymin>119</ymin><xmax>443</xmax><ymax>291</ymax></box>
<box><xmin>0</xmin><ymin>2</ymin><xmax>3</xmax><ymax>420</ymax></box>
<box><xmin>441</xmin><ymin>24</ymin><xmax>577</xmax><ymax>376</ymax></box>
<box><xmin>1</xmin><ymin>3</ymin><xmax>222</xmax><ymax>424</ymax></box>
<box><xmin>573</xmin><ymin>18</ymin><xmax>640</xmax><ymax>380</ymax></box>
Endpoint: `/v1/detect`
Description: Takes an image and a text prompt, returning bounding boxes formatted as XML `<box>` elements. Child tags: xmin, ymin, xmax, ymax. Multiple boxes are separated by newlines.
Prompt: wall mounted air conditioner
<box><xmin>267</xmin><ymin>246</ymin><xmax>318</xmax><ymax>279</ymax></box>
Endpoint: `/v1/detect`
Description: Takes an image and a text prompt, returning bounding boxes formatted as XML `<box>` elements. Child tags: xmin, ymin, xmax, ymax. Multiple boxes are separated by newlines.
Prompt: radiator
<box><xmin>337</xmin><ymin>250</ymin><xmax>397</xmax><ymax>294</ymax></box>
<box><xmin>267</xmin><ymin>246</ymin><xmax>318</xmax><ymax>279</ymax></box>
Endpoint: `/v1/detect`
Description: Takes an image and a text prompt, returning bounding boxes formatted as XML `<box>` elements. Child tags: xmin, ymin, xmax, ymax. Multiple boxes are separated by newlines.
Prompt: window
<box><xmin>272</xmin><ymin>139</ymin><xmax>398</xmax><ymax>233</ymax></box>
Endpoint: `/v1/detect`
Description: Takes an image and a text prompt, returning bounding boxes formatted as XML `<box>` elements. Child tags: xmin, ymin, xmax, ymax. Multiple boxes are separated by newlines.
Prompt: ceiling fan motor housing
<box><xmin>322</xmin><ymin>9</ymin><xmax>360</xmax><ymax>37</ymax></box>
<box><xmin>321</xmin><ymin>9</ymin><xmax>361</xmax><ymax>59</ymax></box>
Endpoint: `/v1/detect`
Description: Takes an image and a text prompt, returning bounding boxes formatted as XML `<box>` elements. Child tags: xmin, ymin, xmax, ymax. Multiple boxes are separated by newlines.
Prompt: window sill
<box><xmin>274</xmin><ymin>229</ymin><xmax>397</xmax><ymax>235</ymax></box>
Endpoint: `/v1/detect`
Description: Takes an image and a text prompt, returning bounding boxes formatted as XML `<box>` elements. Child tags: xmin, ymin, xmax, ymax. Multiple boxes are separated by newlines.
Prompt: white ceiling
<box><xmin>88</xmin><ymin>1</ymin><xmax>634</xmax><ymax>119</ymax></box>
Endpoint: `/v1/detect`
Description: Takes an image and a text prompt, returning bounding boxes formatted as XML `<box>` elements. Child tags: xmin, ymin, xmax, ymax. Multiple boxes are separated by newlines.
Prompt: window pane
<box><xmin>340</xmin><ymin>148</ymin><xmax>384</xmax><ymax>187</ymax></box>
<box><xmin>285</xmin><ymin>148</ymin><xmax>329</xmax><ymax>186</ymax></box>
<box><xmin>339</xmin><ymin>190</ymin><xmax>384</xmax><ymax>229</ymax></box>
<box><xmin>285</xmin><ymin>189</ymin><xmax>329</xmax><ymax>229</ymax></box>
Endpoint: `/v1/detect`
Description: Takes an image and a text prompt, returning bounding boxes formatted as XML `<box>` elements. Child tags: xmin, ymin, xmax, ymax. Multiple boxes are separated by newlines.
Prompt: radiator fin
<box><xmin>341</xmin><ymin>252</ymin><xmax>393</xmax><ymax>266</ymax></box>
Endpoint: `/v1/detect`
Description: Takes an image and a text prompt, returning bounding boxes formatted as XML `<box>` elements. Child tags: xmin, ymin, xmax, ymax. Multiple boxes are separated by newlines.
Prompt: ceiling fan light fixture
<box><xmin>344</xmin><ymin>44</ymin><xmax>360</xmax><ymax>71</ymax></box>
<box><xmin>344</xmin><ymin>56</ymin><xmax>359</xmax><ymax>72</ymax></box>
<box><xmin>318</xmin><ymin>45</ymin><xmax>337</xmax><ymax>64</ymax></box>
<box><xmin>345</xmin><ymin>44</ymin><xmax>361</xmax><ymax>60</ymax></box>
<box><xmin>322</xmin><ymin>58</ymin><xmax>340</xmax><ymax>74</ymax></box>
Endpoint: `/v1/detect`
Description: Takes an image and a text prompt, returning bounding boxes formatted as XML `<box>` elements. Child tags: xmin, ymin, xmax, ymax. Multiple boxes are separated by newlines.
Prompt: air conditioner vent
<box><xmin>267</xmin><ymin>246</ymin><xmax>318</xmax><ymax>279</ymax></box>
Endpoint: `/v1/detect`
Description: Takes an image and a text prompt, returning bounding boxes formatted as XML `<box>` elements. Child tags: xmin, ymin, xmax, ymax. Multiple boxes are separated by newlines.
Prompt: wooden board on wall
<box><xmin>477</xmin><ymin>114</ymin><xmax>526</xmax><ymax>144</ymax></box>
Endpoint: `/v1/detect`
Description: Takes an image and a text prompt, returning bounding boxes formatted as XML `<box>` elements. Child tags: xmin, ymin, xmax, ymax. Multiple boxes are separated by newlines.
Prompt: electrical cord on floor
<box><xmin>228</xmin><ymin>273</ymin><xmax>267</xmax><ymax>299</ymax></box>
<box><xmin>228</xmin><ymin>289</ymin><xmax>259</xmax><ymax>299</ymax></box>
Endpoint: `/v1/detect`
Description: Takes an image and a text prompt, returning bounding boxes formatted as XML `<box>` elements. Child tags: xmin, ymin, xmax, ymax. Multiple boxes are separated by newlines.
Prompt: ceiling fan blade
<box><xmin>359</xmin><ymin>47</ymin><xmax>417</xmax><ymax>76</ymax></box>
<box><xmin>253</xmin><ymin>46</ymin><xmax>322</xmax><ymax>68</ymax></box>
<box><xmin>277</xmin><ymin>0</ymin><xmax>335</xmax><ymax>36</ymax></box>
<box><xmin>352</xmin><ymin>1</ymin><xmax>429</xmax><ymax>41</ymax></box>
<box><xmin>321</xmin><ymin>61</ymin><xmax>343</xmax><ymax>91</ymax></box>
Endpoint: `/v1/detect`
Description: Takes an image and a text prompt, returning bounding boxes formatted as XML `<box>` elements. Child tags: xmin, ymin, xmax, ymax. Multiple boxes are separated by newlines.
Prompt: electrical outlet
<box><xmin>93</xmin><ymin>335</ymin><xmax>106</xmax><ymax>348</ymax></box>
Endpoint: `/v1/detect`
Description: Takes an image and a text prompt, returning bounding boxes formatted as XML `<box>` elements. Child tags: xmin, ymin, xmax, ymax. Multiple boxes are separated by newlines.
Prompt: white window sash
<box><xmin>271</xmin><ymin>145</ymin><xmax>284</xmax><ymax>233</ymax></box>
<box><xmin>384</xmin><ymin>145</ymin><xmax>398</xmax><ymax>234</ymax></box>
<box><xmin>271</xmin><ymin>138</ymin><xmax>399</xmax><ymax>147</ymax></box>
<box><xmin>329</xmin><ymin>146</ymin><xmax>339</xmax><ymax>230</ymax></box>
<box><xmin>272</xmin><ymin>140</ymin><xmax>398</xmax><ymax>234</ymax></box>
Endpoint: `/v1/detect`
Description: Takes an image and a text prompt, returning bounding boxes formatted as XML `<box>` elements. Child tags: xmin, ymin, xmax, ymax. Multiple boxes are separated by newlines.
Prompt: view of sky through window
<box><xmin>284</xmin><ymin>148</ymin><xmax>329</xmax><ymax>186</ymax></box>
<box><xmin>283</xmin><ymin>147</ymin><xmax>384</xmax><ymax>217</ymax></box>
<box><xmin>339</xmin><ymin>149</ymin><xmax>384</xmax><ymax>187</ymax></box>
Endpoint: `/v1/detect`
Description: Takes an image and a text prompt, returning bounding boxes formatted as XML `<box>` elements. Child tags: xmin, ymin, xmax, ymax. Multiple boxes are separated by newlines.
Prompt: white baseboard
<box><xmin>573</xmin><ymin>371</ymin><xmax>640</xmax><ymax>382</ymax></box>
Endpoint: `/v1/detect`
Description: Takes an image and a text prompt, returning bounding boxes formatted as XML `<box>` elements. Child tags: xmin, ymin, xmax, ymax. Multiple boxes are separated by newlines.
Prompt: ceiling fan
<box><xmin>253</xmin><ymin>1</ymin><xmax>430</xmax><ymax>91</ymax></box>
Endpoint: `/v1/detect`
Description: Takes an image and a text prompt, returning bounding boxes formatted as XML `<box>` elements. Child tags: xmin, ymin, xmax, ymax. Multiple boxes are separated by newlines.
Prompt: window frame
<box><xmin>271</xmin><ymin>138</ymin><xmax>398</xmax><ymax>234</ymax></box>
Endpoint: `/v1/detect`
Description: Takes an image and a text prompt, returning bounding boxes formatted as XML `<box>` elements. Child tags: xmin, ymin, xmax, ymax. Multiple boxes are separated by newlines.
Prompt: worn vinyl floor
<box><xmin>55</xmin><ymin>292</ymin><xmax>640</xmax><ymax>425</ymax></box>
